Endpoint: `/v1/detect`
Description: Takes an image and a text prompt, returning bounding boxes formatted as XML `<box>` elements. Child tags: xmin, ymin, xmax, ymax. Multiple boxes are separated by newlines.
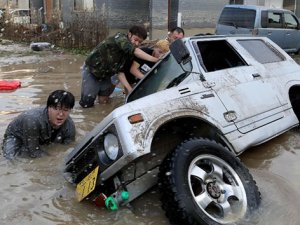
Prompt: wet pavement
<box><xmin>1</xmin><ymin>41</ymin><xmax>300</xmax><ymax>225</ymax></box>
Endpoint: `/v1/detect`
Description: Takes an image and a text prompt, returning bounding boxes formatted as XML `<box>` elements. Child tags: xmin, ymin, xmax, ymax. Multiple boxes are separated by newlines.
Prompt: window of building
<box><xmin>74</xmin><ymin>0</ymin><xmax>94</xmax><ymax>11</ymax></box>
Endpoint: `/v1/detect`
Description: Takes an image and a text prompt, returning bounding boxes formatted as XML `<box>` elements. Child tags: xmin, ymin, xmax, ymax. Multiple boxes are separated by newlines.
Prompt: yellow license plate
<box><xmin>76</xmin><ymin>166</ymin><xmax>99</xmax><ymax>202</ymax></box>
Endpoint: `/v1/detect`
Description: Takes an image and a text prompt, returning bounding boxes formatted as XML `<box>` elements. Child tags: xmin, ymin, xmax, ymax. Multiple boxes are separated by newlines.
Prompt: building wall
<box><xmin>0</xmin><ymin>0</ymin><xmax>44</xmax><ymax>9</ymax></box>
<box><xmin>151</xmin><ymin>0</ymin><xmax>168</xmax><ymax>29</ymax></box>
<box><xmin>0</xmin><ymin>0</ymin><xmax>8</xmax><ymax>8</ymax></box>
<box><xmin>178</xmin><ymin>0</ymin><xmax>228</xmax><ymax>28</ymax></box>
<box><xmin>13</xmin><ymin>0</ymin><xmax>298</xmax><ymax>37</ymax></box>
<box><xmin>18</xmin><ymin>0</ymin><xmax>29</xmax><ymax>9</ymax></box>
<box><xmin>295</xmin><ymin>0</ymin><xmax>300</xmax><ymax>16</ymax></box>
<box><xmin>107</xmin><ymin>0</ymin><xmax>150</xmax><ymax>28</ymax></box>
<box><xmin>30</xmin><ymin>0</ymin><xmax>43</xmax><ymax>9</ymax></box>
<box><xmin>0</xmin><ymin>0</ymin><xmax>30</xmax><ymax>9</ymax></box>
<box><xmin>264</xmin><ymin>0</ymin><xmax>283</xmax><ymax>7</ymax></box>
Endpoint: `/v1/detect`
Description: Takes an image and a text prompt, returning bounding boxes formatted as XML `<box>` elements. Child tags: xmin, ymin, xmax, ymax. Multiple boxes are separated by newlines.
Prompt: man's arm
<box><xmin>130</xmin><ymin>61</ymin><xmax>145</xmax><ymax>79</ymax></box>
<box><xmin>134</xmin><ymin>48</ymin><xmax>159</xmax><ymax>63</ymax></box>
<box><xmin>22</xmin><ymin>117</ymin><xmax>44</xmax><ymax>158</ymax></box>
<box><xmin>118</xmin><ymin>72</ymin><xmax>133</xmax><ymax>94</ymax></box>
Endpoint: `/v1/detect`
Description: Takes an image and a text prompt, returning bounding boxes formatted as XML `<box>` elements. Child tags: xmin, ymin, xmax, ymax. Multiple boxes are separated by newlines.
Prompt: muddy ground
<box><xmin>1</xmin><ymin>40</ymin><xmax>300</xmax><ymax>225</ymax></box>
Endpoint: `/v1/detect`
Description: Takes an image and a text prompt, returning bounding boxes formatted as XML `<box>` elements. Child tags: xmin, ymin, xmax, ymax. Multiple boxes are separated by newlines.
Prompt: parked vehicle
<box><xmin>64</xmin><ymin>35</ymin><xmax>300</xmax><ymax>225</ymax></box>
<box><xmin>215</xmin><ymin>4</ymin><xmax>300</xmax><ymax>54</ymax></box>
<box><xmin>9</xmin><ymin>9</ymin><xmax>31</xmax><ymax>24</ymax></box>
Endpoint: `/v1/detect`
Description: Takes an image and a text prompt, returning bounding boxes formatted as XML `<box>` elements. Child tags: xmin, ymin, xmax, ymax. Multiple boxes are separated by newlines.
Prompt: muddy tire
<box><xmin>158</xmin><ymin>138</ymin><xmax>261</xmax><ymax>225</ymax></box>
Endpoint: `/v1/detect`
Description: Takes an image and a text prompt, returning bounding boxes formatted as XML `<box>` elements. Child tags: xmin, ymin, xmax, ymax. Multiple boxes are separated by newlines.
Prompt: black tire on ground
<box><xmin>158</xmin><ymin>138</ymin><xmax>261</xmax><ymax>225</ymax></box>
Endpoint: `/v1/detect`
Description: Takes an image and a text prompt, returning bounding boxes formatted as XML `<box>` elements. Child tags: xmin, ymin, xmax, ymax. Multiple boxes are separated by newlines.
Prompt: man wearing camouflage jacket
<box><xmin>80</xmin><ymin>25</ymin><xmax>159</xmax><ymax>107</ymax></box>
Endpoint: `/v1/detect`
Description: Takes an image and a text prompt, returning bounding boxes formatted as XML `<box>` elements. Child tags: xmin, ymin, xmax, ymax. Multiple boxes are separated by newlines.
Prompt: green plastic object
<box><xmin>105</xmin><ymin>191</ymin><xmax>129</xmax><ymax>211</ymax></box>
<box><xmin>105</xmin><ymin>196</ymin><xmax>118</xmax><ymax>211</ymax></box>
<box><xmin>121</xmin><ymin>191</ymin><xmax>129</xmax><ymax>201</ymax></box>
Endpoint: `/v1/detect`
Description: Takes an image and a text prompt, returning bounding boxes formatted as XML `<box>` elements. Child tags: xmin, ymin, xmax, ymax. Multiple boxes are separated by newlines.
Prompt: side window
<box><xmin>238</xmin><ymin>39</ymin><xmax>285</xmax><ymax>64</ymax></box>
<box><xmin>266</xmin><ymin>11</ymin><xmax>283</xmax><ymax>28</ymax></box>
<box><xmin>284</xmin><ymin>13</ymin><xmax>299</xmax><ymax>29</ymax></box>
<box><xmin>196</xmin><ymin>40</ymin><xmax>247</xmax><ymax>72</ymax></box>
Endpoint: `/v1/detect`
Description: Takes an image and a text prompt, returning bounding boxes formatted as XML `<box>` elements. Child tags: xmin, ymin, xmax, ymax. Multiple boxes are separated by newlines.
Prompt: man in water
<box><xmin>2</xmin><ymin>90</ymin><xmax>76</xmax><ymax>159</ymax></box>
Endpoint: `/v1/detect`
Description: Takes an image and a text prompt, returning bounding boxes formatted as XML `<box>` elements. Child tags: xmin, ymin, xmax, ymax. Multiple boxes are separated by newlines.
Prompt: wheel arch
<box><xmin>289</xmin><ymin>85</ymin><xmax>300</xmax><ymax>122</ymax></box>
<box><xmin>144</xmin><ymin>112</ymin><xmax>234</xmax><ymax>163</ymax></box>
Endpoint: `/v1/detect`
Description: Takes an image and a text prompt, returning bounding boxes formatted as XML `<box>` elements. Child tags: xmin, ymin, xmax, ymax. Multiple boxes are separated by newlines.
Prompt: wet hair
<box><xmin>129</xmin><ymin>25</ymin><xmax>147</xmax><ymax>40</ymax></box>
<box><xmin>47</xmin><ymin>90</ymin><xmax>75</xmax><ymax>109</ymax></box>
<box><xmin>170</xmin><ymin>26</ymin><xmax>185</xmax><ymax>36</ymax></box>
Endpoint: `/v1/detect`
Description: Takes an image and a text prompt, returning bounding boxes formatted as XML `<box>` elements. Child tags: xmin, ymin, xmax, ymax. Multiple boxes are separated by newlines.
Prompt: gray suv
<box><xmin>216</xmin><ymin>4</ymin><xmax>300</xmax><ymax>54</ymax></box>
<box><xmin>64</xmin><ymin>35</ymin><xmax>300</xmax><ymax>225</ymax></box>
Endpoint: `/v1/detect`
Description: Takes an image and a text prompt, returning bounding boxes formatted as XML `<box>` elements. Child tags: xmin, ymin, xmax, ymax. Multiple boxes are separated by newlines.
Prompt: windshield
<box><xmin>127</xmin><ymin>53</ymin><xmax>193</xmax><ymax>103</ymax></box>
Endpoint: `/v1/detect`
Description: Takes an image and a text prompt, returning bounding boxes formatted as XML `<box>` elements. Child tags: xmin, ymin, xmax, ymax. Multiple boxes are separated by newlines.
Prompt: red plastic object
<box><xmin>94</xmin><ymin>193</ymin><xmax>107</xmax><ymax>207</ymax></box>
<box><xmin>0</xmin><ymin>80</ymin><xmax>21</xmax><ymax>90</ymax></box>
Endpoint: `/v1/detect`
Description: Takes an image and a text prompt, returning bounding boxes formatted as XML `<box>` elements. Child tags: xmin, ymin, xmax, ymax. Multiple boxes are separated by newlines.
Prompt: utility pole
<box><xmin>168</xmin><ymin>0</ymin><xmax>179</xmax><ymax>31</ymax></box>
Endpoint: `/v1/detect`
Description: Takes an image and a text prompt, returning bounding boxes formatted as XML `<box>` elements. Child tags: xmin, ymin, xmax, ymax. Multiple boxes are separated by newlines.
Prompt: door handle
<box><xmin>252</xmin><ymin>73</ymin><xmax>261</xmax><ymax>78</ymax></box>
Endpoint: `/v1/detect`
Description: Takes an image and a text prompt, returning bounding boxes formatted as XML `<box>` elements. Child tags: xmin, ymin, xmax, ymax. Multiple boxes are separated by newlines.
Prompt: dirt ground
<box><xmin>0</xmin><ymin>39</ymin><xmax>71</xmax><ymax>67</ymax></box>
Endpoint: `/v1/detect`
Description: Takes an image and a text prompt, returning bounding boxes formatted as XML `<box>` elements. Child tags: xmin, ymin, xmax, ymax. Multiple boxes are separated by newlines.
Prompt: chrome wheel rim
<box><xmin>188</xmin><ymin>154</ymin><xmax>247</xmax><ymax>223</ymax></box>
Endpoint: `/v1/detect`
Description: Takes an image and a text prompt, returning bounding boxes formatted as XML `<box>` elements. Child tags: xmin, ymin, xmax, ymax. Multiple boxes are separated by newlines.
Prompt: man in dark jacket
<box><xmin>79</xmin><ymin>25</ymin><xmax>159</xmax><ymax>107</ymax></box>
<box><xmin>2</xmin><ymin>90</ymin><xmax>76</xmax><ymax>159</ymax></box>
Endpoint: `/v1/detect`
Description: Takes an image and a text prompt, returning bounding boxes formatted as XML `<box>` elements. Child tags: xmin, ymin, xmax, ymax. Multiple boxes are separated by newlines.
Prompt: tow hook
<box><xmin>103</xmin><ymin>191</ymin><xmax>129</xmax><ymax>211</ymax></box>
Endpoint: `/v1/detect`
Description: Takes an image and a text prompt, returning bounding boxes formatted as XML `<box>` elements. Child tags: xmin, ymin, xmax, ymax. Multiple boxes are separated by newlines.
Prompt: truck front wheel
<box><xmin>158</xmin><ymin>138</ymin><xmax>261</xmax><ymax>225</ymax></box>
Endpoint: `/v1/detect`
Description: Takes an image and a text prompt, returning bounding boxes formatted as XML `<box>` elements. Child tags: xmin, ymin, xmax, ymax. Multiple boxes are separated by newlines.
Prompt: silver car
<box><xmin>216</xmin><ymin>4</ymin><xmax>300</xmax><ymax>54</ymax></box>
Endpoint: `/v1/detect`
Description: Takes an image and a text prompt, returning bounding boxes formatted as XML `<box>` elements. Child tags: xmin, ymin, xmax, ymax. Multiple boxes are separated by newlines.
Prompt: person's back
<box><xmin>85</xmin><ymin>32</ymin><xmax>136</xmax><ymax>80</ymax></box>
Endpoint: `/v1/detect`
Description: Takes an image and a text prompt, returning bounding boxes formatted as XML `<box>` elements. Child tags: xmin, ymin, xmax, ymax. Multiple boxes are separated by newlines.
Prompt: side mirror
<box><xmin>170</xmin><ymin>39</ymin><xmax>192</xmax><ymax>64</ymax></box>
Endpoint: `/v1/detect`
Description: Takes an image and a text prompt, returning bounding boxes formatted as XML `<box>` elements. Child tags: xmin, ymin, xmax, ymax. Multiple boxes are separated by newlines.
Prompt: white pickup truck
<box><xmin>64</xmin><ymin>35</ymin><xmax>300</xmax><ymax>225</ymax></box>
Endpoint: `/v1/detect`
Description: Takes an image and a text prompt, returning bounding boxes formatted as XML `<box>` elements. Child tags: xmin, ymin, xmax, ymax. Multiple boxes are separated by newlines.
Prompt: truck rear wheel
<box><xmin>158</xmin><ymin>138</ymin><xmax>261</xmax><ymax>225</ymax></box>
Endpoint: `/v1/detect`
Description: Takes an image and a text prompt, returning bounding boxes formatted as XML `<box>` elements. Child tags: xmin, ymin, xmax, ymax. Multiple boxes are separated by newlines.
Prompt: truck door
<box><xmin>196</xmin><ymin>39</ymin><xmax>284</xmax><ymax>134</ymax></box>
<box><xmin>283</xmin><ymin>12</ymin><xmax>300</xmax><ymax>52</ymax></box>
<box><xmin>259</xmin><ymin>10</ymin><xmax>286</xmax><ymax>50</ymax></box>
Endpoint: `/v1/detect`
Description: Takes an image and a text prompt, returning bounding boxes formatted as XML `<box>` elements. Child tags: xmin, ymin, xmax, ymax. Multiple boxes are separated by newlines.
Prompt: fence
<box><xmin>0</xmin><ymin>10</ymin><xmax>109</xmax><ymax>51</ymax></box>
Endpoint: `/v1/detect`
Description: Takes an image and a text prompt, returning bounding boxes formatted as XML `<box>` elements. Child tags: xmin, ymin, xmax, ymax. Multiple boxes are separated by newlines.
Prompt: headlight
<box><xmin>103</xmin><ymin>133</ymin><xmax>119</xmax><ymax>160</ymax></box>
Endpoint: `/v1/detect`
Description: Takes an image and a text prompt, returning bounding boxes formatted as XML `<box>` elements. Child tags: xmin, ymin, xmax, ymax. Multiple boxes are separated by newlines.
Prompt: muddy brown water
<box><xmin>1</xmin><ymin>43</ymin><xmax>300</xmax><ymax>225</ymax></box>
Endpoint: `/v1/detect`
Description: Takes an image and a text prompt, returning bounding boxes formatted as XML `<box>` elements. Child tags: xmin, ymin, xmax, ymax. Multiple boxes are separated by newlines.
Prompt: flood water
<box><xmin>1</xmin><ymin>42</ymin><xmax>300</xmax><ymax>225</ymax></box>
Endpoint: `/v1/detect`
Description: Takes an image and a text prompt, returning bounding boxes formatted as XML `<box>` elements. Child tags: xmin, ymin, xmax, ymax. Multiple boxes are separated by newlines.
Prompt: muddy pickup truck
<box><xmin>64</xmin><ymin>35</ymin><xmax>300</xmax><ymax>225</ymax></box>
